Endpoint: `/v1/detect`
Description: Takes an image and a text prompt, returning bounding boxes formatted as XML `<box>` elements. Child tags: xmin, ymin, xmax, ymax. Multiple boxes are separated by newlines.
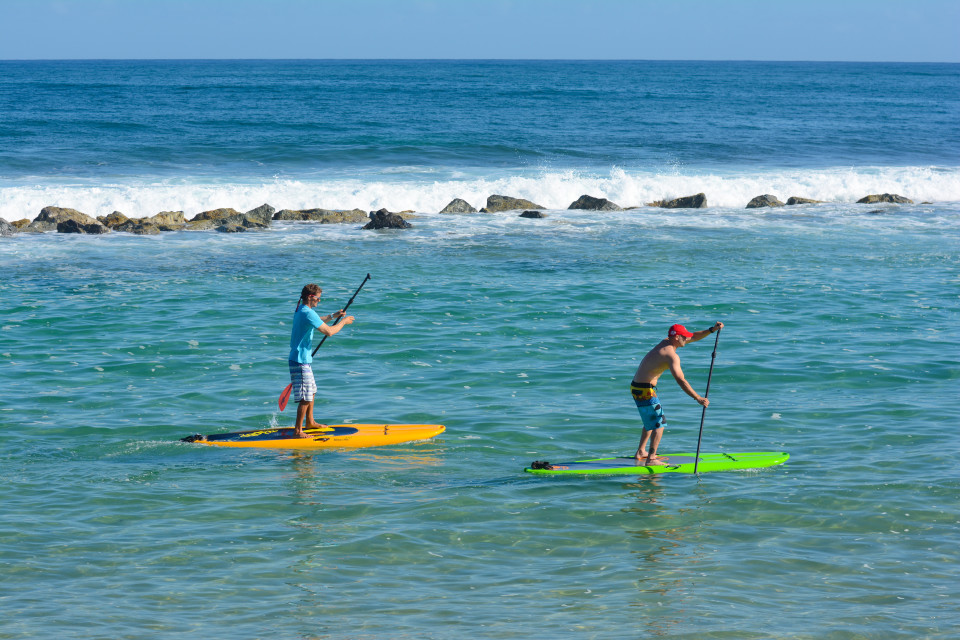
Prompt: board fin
<box><xmin>181</xmin><ymin>434</ymin><xmax>207</xmax><ymax>443</ymax></box>
<box><xmin>530</xmin><ymin>460</ymin><xmax>554</xmax><ymax>470</ymax></box>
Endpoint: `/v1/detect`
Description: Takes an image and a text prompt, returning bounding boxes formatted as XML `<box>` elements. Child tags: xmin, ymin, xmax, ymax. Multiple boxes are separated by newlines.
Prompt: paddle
<box><xmin>278</xmin><ymin>273</ymin><xmax>371</xmax><ymax>411</ymax></box>
<box><xmin>693</xmin><ymin>326</ymin><xmax>721</xmax><ymax>474</ymax></box>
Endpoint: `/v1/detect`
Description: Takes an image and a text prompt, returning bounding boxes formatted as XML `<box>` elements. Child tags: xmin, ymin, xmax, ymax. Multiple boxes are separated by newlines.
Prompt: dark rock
<box><xmin>568</xmin><ymin>195</ymin><xmax>621</xmax><ymax>211</ymax></box>
<box><xmin>482</xmin><ymin>194</ymin><xmax>545</xmax><ymax>213</ymax></box>
<box><xmin>98</xmin><ymin>211</ymin><xmax>130</xmax><ymax>228</ymax></box>
<box><xmin>786</xmin><ymin>197</ymin><xmax>823</xmax><ymax>205</ymax></box>
<box><xmin>115</xmin><ymin>220</ymin><xmax>161</xmax><ymax>235</ymax></box>
<box><xmin>57</xmin><ymin>219</ymin><xmax>109</xmax><ymax>234</ymax></box>
<box><xmin>25</xmin><ymin>206</ymin><xmax>99</xmax><ymax>232</ymax></box>
<box><xmin>189</xmin><ymin>208</ymin><xmax>242</xmax><ymax>222</ymax></box>
<box><xmin>363</xmin><ymin>209</ymin><xmax>412</xmax><ymax>230</ymax></box>
<box><xmin>1</xmin><ymin>219</ymin><xmax>18</xmax><ymax>237</ymax></box>
<box><xmin>646</xmin><ymin>193</ymin><xmax>707</xmax><ymax>209</ymax></box>
<box><xmin>439</xmin><ymin>198</ymin><xmax>478</xmax><ymax>214</ymax></box>
<box><xmin>244</xmin><ymin>204</ymin><xmax>276</xmax><ymax>225</ymax></box>
<box><xmin>273</xmin><ymin>208</ymin><xmax>368</xmax><ymax>223</ymax></box>
<box><xmin>746</xmin><ymin>194</ymin><xmax>785</xmax><ymax>209</ymax></box>
<box><xmin>519</xmin><ymin>210</ymin><xmax>547</xmax><ymax>219</ymax></box>
<box><xmin>216</xmin><ymin>222</ymin><xmax>247</xmax><ymax>233</ymax></box>
<box><xmin>857</xmin><ymin>193</ymin><xmax>913</xmax><ymax>204</ymax></box>
<box><xmin>184</xmin><ymin>219</ymin><xmax>218</xmax><ymax>231</ymax></box>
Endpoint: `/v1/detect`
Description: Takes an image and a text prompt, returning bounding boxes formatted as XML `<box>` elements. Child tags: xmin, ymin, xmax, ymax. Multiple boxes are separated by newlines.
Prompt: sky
<box><xmin>2</xmin><ymin>0</ymin><xmax>959</xmax><ymax>62</ymax></box>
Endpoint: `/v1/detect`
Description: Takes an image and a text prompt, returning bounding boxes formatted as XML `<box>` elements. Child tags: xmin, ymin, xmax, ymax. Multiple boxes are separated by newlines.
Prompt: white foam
<box><xmin>1</xmin><ymin>165</ymin><xmax>957</xmax><ymax>222</ymax></box>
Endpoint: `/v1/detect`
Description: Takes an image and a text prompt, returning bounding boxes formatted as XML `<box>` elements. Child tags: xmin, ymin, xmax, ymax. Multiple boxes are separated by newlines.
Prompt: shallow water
<box><xmin>2</xmin><ymin>205</ymin><xmax>958</xmax><ymax>638</ymax></box>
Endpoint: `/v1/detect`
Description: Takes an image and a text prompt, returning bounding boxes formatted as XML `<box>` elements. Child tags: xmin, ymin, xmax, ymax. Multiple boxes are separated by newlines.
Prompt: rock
<box><xmin>363</xmin><ymin>208</ymin><xmax>412</xmax><ymax>229</ymax></box>
<box><xmin>98</xmin><ymin>211</ymin><xmax>130</xmax><ymax>228</ymax></box>
<box><xmin>57</xmin><ymin>219</ymin><xmax>109</xmax><ymax>234</ymax></box>
<box><xmin>568</xmin><ymin>195</ymin><xmax>621</xmax><ymax>211</ymax></box>
<box><xmin>273</xmin><ymin>208</ymin><xmax>368</xmax><ymax>223</ymax></box>
<box><xmin>11</xmin><ymin>219</ymin><xmax>31</xmax><ymax>229</ymax></box>
<box><xmin>184</xmin><ymin>219</ymin><xmax>218</xmax><ymax>231</ymax></box>
<box><xmin>243</xmin><ymin>204</ymin><xmax>276</xmax><ymax>225</ymax></box>
<box><xmin>1</xmin><ymin>219</ymin><xmax>18</xmax><ymax>237</ymax></box>
<box><xmin>216</xmin><ymin>222</ymin><xmax>247</xmax><ymax>233</ymax></box>
<box><xmin>115</xmin><ymin>220</ymin><xmax>161</xmax><ymax>235</ymax></box>
<box><xmin>141</xmin><ymin>211</ymin><xmax>186</xmax><ymax>230</ymax></box>
<box><xmin>482</xmin><ymin>194</ymin><xmax>545</xmax><ymax>213</ymax></box>
<box><xmin>646</xmin><ymin>193</ymin><xmax>707</xmax><ymax>209</ymax></box>
<box><xmin>190</xmin><ymin>208</ymin><xmax>242</xmax><ymax>222</ymax></box>
<box><xmin>25</xmin><ymin>206</ymin><xmax>99</xmax><ymax>232</ymax></box>
<box><xmin>746</xmin><ymin>194</ymin><xmax>785</xmax><ymax>209</ymax></box>
<box><xmin>786</xmin><ymin>197</ymin><xmax>823</xmax><ymax>205</ymax></box>
<box><xmin>520</xmin><ymin>210</ymin><xmax>547</xmax><ymax>219</ymax></box>
<box><xmin>439</xmin><ymin>198</ymin><xmax>478</xmax><ymax>214</ymax></box>
<box><xmin>857</xmin><ymin>193</ymin><xmax>913</xmax><ymax>204</ymax></box>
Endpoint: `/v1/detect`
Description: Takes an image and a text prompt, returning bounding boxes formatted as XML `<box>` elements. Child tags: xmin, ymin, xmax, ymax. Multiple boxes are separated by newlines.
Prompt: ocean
<box><xmin>1</xmin><ymin>60</ymin><xmax>958</xmax><ymax>639</ymax></box>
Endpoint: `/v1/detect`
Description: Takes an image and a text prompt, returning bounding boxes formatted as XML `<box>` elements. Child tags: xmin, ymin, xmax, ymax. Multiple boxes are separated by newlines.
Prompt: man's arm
<box><xmin>318</xmin><ymin>315</ymin><xmax>354</xmax><ymax>337</ymax></box>
<box><xmin>669</xmin><ymin>353</ymin><xmax>709</xmax><ymax>407</ymax></box>
<box><xmin>687</xmin><ymin>321</ymin><xmax>724</xmax><ymax>344</ymax></box>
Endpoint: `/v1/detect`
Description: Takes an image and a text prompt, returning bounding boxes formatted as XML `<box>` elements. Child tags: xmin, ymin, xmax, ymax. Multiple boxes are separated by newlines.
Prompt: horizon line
<box><xmin>1</xmin><ymin>57</ymin><xmax>958</xmax><ymax>65</ymax></box>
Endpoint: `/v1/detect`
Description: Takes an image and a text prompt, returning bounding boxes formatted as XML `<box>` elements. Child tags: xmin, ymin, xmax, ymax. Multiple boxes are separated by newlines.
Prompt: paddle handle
<box><xmin>311</xmin><ymin>273</ymin><xmax>370</xmax><ymax>356</ymax></box>
<box><xmin>693</xmin><ymin>327</ymin><xmax>721</xmax><ymax>474</ymax></box>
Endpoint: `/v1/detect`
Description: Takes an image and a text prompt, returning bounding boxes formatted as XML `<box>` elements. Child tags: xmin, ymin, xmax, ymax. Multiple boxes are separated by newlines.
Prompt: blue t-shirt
<box><xmin>289</xmin><ymin>305</ymin><xmax>324</xmax><ymax>363</ymax></box>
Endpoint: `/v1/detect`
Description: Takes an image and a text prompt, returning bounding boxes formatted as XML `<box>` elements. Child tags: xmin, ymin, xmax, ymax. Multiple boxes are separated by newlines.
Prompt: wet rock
<box><xmin>520</xmin><ymin>210</ymin><xmax>547</xmax><ymax>219</ymax></box>
<box><xmin>440</xmin><ymin>198</ymin><xmax>478</xmax><ymax>214</ymax></box>
<box><xmin>646</xmin><ymin>193</ymin><xmax>707</xmax><ymax>209</ymax></box>
<box><xmin>115</xmin><ymin>220</ymin><xmax>161</xmax><ymax>235</ymax></box>
<box><xmin>1</xmin><ymin>219</ymin><xmax>18</xmax><ymax>237</ymax></box>
<box><xmin>363</xmin><ymin>208</ymin><xmax>412</xmax><ymax>229</ymax></box>
<box><xmin>57</xmin><ymin>219</ymin><xmax>109</xmax><ymax>234</ymax></box>
<box><xmin>11</xmin><ymin>219</ymin><xmax>31</xmax><ymax>229</ymax></box>
<box><xmin>98</xmin><ymin>211</ymin><xmax>130</xmax><ymax>228</ymax></box>
<box><xmin>25</xmin><ymin>206</ymin><xmax>99</xmax><ymax>232</ymax></box>
<box><xmin>568</xmin><ymin>195</ymin><xmax>621</xmax><ymax>211</ymax></box>
<box><xmin>786</xmin><ymin>197</ymin><xmax>823</xmax><ymax>205</ymax></box>
<box><xmin>243</xmin><ymin>204</ymin><xmax>276</xmax><ymax>225</ymax></box>
<box><xmin>481</xmin><ymin>194</ymin><xmax>545</xmax><ymax>213</ymax></box>
<box><xmin>190</xmin><ymin>207</ymin><xmax>242</xmax><ymax>222</ymax></box>
<box><xmin>857</xmin><ymin>193</ymin><xmax>913</xmax><ymax>204</ymax></box>
<box><xmin>141</xmin><ymin>211</ymin><xmax>186</xmax><ymax>230</ymax></box>
<box><xmin>746</xmin><ymin>194</ymin><xmax>785</xmax><ymax>209</ymax></box>
<box><xmin>184</xmin><ymin>219</ymin><xmax>218</xmax><ymax>231</ymax></box>
<box><xmin>273</xmin><ymin>208</ymin><xmax>368</xmax><ymax>223</ymax></box>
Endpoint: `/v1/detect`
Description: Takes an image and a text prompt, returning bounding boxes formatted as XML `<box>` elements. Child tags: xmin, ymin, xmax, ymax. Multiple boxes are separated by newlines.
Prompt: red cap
<box><xmin>668</xmin><ymin>324</ymin><xmax>694</xmax><ymax>338</ymax></box>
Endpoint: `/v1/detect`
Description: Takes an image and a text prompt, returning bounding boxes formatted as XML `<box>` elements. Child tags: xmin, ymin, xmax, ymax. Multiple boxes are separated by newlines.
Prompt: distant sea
<box><xmin>1</xmin><ymin>61</ymin><xmax>958</xmax><ymax>639</ymax></box>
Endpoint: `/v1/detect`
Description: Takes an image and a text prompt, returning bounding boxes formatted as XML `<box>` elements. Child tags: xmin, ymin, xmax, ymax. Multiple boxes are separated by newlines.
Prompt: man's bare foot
<box><xmin>306</xmin><ymin>423</ymin><xmax>334</xmax><ymax>432</ymax></box>
<box><xmin>644</xmin><ymin>457</ymin><xmax>668</xmax><ymax>466</ymax></box>
<box><xmin>293</xmin><ymin>429</ymin><xmax>310</xmax><ymax>438</ymax></box>
<box><xmin>636</xmin><ymin>453</ymin><xmax>669</xmax><ymax>463</ymax></box>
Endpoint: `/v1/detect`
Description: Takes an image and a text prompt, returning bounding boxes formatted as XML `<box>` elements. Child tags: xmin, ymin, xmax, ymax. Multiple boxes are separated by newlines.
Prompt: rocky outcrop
<box><xmin>1</xmin><ymin>219</ymin><xmax>18</xmax><ymax>237</ymax></box>
<box><xmin>11</xmin><ymin>219</ymin><xmax>30</xmax><ymax>229</ymax></box>
<box><xmin>746</xmin><ymin>194</ymin><xmax>785</xmax><ymax>209</ymax></box>
<box><xmin>481</xmin><ymin>194</ymin><xmax>545</xmax><ymax>213</ymax></box>
<box><xmin>25</xmin><ymin>207</ymin><xmax>100</xmax><ymax>232</ymax></box>
<box><xmin>115</xmin><ymin>220</ymin><xmax>161</xmax><ymax>235</ymax></box>
<box><xmin>647</xmin><ymin>193</ymin><xmax>707</xmax><ymax>209</ymax></box>
<box><xmin>243</xmin><ymin>204</ymin><xmax>276</xmax><ymax>225</ymax></box>
<box><xmin>786</xmin><ymin>197</ymin><xmax>823</xmax><ymax>205</ymax></box>
<box><xmin>439</xmin><ymin>198</ymin><xmax>478</xmax><ymax>214</ymax></box>
<box><xmin>98</xmin><ymin>211</ymin><xmax>130</xmax><ymax>228</ymax></box>
<box><xmin>568</xmin><ymin>195</ymin><xmax>621</xmax><ymax>211</ymax></box>
<box><xmin>142</xmin><ymin>211</ymin><xmax>186</xmax><ymax>230</ymax></box>
<box><xmin>363</xmin><ymin>209</ymin><xmax>412</xmax><ymax>229</ymax></box>
<box><xmin>519</xmin><ymin>210</ymin><xmax>547</xmax><ymax>219</ymax></box>
<box><xmin>857</xmin><ymin>193</ymin><xmax>913</xmax><ymax>204</ymax></box>
<box><xmin>57</xmin><ymin>219</ymin><xmax>109</xmax><ymax>234</ymax></box>
<box><xmin>190</xmin><ymin>208</ymin><xmax>242</xmax><ymax>222</ymax></box>
<box><xmin>273</xmin><ymin>208</ymin><xmax>367</xmax><ymax>223</ymax></box>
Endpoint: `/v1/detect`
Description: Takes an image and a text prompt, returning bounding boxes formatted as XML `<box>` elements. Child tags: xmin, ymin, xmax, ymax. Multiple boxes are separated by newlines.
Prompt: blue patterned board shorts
<box><xmin>289</xmin><ymin>361</ymin><xmax>317</xmax><ymax>403</ymax></box>
<box><xmin>631</xmin><ymin>382</ymin><xmax>666</xmax><ymax>432</ymax></box>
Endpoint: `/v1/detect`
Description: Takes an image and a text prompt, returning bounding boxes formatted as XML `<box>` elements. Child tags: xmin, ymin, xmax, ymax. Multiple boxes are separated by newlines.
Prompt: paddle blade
<box><xmin>278</xmin><ymin>383</ymin><xmax>293</xmax><ymax>411</ymax></box>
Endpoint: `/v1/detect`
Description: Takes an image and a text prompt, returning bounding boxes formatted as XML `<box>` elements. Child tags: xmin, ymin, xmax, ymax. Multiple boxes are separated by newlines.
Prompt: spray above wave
<box><xmin>1</xmin><ymin>166</ymin><xmax>958</xmax><ymax>221</ymax></box>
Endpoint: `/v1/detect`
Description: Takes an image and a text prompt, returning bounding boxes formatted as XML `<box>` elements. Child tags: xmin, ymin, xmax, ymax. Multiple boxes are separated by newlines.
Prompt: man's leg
<box><xmin>305</xmin><ymin>401</ymin><xmax>327</xmax><ymax>430</ymax></box>
<box><xmin>635</xmin><ymin>429</ymin><xmax>652</xmax><ymax>461</ymax></box>
<box><xmin>645</xmin><ymin>428</ymin><xmax>666</xmax><ymax>466</ymax></box>
<box><xmin>295</xmin><ymin>401</ymin><xmax>310</xmax><ymax>436</ymax></box>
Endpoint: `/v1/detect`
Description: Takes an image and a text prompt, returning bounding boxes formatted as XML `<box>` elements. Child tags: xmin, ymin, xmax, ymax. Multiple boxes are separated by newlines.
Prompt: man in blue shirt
<box><xmin>289</xmin><ymin>283</ymin><xmax>355</xmax><ymax>437</ymax></box>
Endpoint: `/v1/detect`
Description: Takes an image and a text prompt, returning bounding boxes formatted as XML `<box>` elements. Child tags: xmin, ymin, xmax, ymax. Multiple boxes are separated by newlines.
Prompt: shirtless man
<box><xmin>630</xmin><ymin>322</ymin><xmax>723</xmax><ymax>465</ymax></box>
<box><xmin>289</xmin><ymin>283</ymin><xmax>355</xmax><ymax>437</ymax></box>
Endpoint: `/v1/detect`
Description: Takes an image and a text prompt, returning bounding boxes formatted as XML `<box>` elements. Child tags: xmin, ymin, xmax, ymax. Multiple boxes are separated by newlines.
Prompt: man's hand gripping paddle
<box><xmin>278</xmin><ymin>273</ymin><xmax>371</xmax><ymax>411</ymax></box>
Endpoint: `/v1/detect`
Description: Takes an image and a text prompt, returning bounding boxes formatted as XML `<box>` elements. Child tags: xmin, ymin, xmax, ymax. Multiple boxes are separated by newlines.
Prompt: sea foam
<box><xmin>1</xmin><ymin>165</ymin><xmax>957</xmax><ymax>222</ymax></box>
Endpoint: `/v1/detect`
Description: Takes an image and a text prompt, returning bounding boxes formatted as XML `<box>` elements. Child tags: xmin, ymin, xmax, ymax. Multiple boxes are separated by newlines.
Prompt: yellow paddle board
<box><xmin>182</xmin><ymin>424</ymin><xmax>445</xmax><ymax>450</ymax></box>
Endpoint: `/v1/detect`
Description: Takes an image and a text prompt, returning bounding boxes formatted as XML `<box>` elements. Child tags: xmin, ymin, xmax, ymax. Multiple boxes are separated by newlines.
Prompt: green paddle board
<box><xmin>524</xmin><ymin>451</ymin><xmax>789</xmax><ymax>476</ymax></box>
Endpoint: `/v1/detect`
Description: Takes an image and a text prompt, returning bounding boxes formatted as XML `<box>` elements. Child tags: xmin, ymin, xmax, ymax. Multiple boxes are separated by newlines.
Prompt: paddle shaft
<box><xmin>693</xmin><ymin>327</ymin><xmax>721</xmax><ymax>474</ymax></box>
<box><xmin>311</xmin><ymin>273</ymin><xmax>370</xmax><ymax>356</ymax></box>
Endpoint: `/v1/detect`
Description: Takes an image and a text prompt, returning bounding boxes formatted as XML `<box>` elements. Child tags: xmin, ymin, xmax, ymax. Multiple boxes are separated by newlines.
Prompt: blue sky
<box><xmin>3</xmin><ymin>0</ymin><xmax>958</xmax><ymax>61</ymax></box>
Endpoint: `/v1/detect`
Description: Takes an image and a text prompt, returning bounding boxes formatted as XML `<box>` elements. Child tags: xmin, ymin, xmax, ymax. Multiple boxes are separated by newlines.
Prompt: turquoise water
<box><xmin>2</xmin><ymin>60</ymin><xmax>960</xmax><ymax>638</ymax></box>
<box><xmin>2</xmin><ymin>207</ymin><xmax>958</xmax><ymax>638</ymax></box>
